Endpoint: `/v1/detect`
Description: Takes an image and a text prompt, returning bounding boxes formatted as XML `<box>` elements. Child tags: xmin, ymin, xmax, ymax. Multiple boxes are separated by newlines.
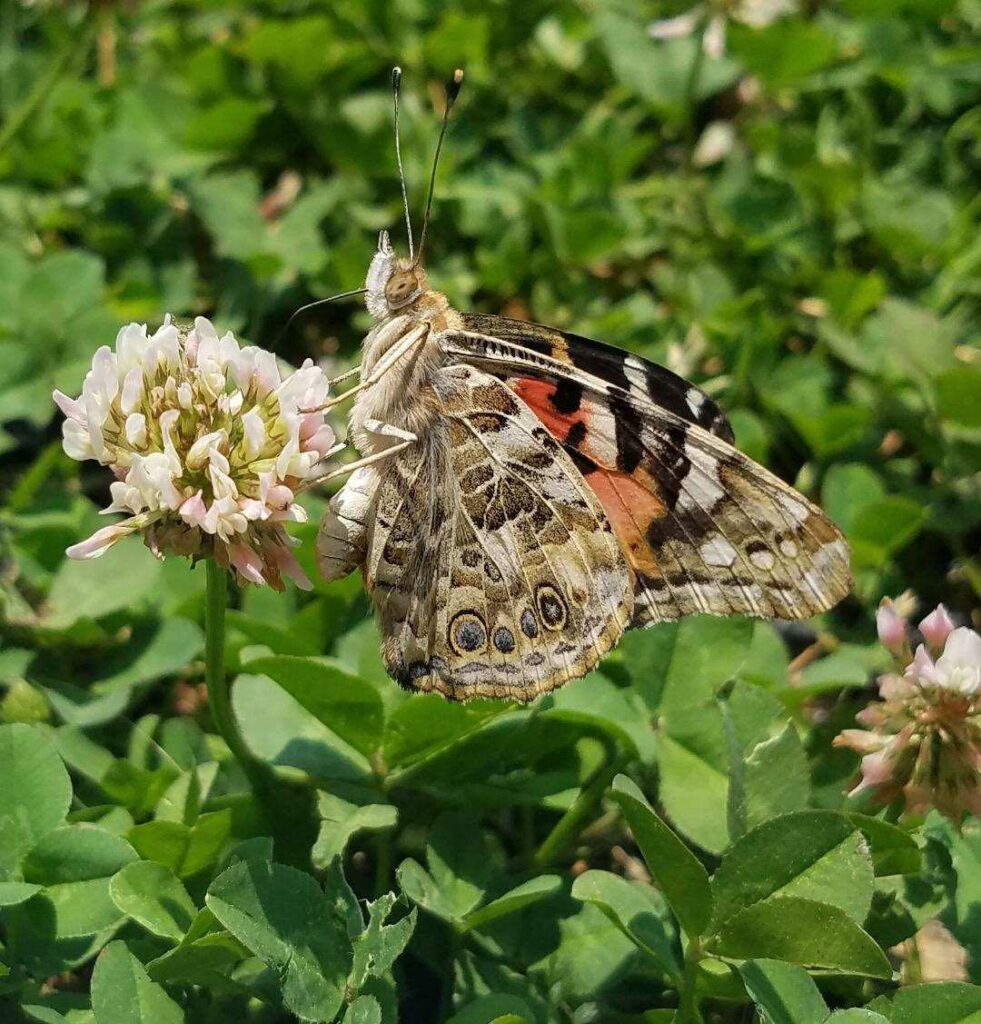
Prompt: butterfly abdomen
<box><xmin>316</xmin><ymin>466</ymin><xmax>380</xmax><ymax>583</ymax></box>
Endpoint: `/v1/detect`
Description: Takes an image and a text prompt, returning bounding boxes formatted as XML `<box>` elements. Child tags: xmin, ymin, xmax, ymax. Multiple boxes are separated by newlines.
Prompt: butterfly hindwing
<box><xmin>364</xmin><ymin>364</ymin><xmax>633</xmax><ymax>701</ymax></box>
<box><xmin>438</xmin><ymin>320</ymin><xmax>851</xmax><ymax>625</ymax></box>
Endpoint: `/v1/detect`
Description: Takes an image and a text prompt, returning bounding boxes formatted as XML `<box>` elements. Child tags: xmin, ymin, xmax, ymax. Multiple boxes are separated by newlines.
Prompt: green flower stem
<box><xmin>676</xmin><ymin>939</ymin><xmax>705</xmax><ymax>1024</ymax></box>
<box><xmin>204</xmin><ymin>560</ymin><xmax>254</xmax><ymax>771</ymax></box>
<box><xmin>683</xmin><ymin>16</ymin><xmax>709</xmax><ymax>159</ymax></box>
<box><xmin>531</xmin><ymin>733</ymin><xmax>621</xmax><ymax>871</ymax></box>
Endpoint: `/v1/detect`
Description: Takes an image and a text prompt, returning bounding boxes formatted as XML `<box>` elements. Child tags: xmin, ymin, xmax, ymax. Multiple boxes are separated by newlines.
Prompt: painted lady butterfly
<box><xmin>316</xmin><ymin>69</ymin><xmax>851</xmax><ymax>702</ymax></box>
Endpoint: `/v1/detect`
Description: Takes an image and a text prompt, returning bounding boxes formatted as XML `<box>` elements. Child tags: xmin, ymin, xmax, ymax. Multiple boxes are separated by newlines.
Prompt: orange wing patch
<box><xmin>511</xmin><ymin>377</ymin><xmax>666</xmax><ymax>578</ymax></box>
<box><xmin>585</xmin><ymin>469</ymin><xmax>666</xmax><ymax>577</ymax></box>
<box><xmin>510</xmin><ymin>378</ymin><xmax>578</xmax><ymax>441</ymax></box>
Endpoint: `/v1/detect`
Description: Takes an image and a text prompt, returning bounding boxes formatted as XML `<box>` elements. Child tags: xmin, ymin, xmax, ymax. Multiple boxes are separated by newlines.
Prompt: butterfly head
<box><xmin>364</xmin><ymin>67</ymin><xmax>462</xmax><ymax>323</ymax></box>
<box><xmin>365</xmin><ymin>230</ymin><xmax>429</xmax><ymax>321</ymax></box>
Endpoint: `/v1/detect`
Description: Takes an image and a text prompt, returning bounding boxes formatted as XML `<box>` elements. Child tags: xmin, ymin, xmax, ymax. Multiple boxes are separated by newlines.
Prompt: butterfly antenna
<box><xmin>392</xmin><ymin>67</ymin><xmax>415</xmax><ymax>261</ymax></box>
<box><xmin>270</xmin><ymin>287</ymin><xmax>368</xmax><ymax>353</ymax></box>
<box><xmin>415</xmin><ymin>68</ymin><xmax>464</xmax><ymax>266</ymax></box>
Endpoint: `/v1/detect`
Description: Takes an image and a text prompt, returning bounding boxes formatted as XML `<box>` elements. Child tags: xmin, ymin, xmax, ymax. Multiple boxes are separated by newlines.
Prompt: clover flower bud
<box><xmin>876</xmin><ymin>598</ymin><xmax>908</xmax><ymax>655</ymax></box>
<box><xmin>920</xmin><ymin>604</ymin><xmax>956</xmax><ymax>653</ymax></box>
<box><xmin>53</xmin><ymin>316</ymin><xmax>338</xmax><ymax>591</ymax></box>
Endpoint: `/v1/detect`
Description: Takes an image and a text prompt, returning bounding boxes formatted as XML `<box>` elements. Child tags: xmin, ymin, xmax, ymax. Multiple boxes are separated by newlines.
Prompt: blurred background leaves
<box><xmin>0</xmin><ymin>0</ymin><xmax>979</xmax><ymax>1021</ymax></box>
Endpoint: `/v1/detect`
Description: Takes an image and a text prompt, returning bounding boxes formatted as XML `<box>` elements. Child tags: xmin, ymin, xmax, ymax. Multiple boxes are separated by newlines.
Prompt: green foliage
<box><xmin>91</xmin><ymin>941</ymin><xmax>184</xmax><ymax>1024</ymax></box>
<box><xmin>739</xmin><ymin>959</ymin><xmax>830</xmax><ymax>1024</ymax></box>
<box><xmin>610</xmin><ymin>774</ymin><xmax>711</xmax><ymax>940</ymax></box>
<box><xmin>1</xmin><ymin>0</ymin><xmax>979</xmax><ymax>1020</ymax></box>
<box><xmin>206</xmin><ymin>860</ymin><xmax>353</xmax><ymax>1021</ymax></box>
<box><xmin>0</xmin><ymin>724</ymin><xmax>73</xmax><ymax>877</ymax></box>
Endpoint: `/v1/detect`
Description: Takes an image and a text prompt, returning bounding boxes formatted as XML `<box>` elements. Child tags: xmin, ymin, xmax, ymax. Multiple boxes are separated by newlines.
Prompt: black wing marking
<box><xmin>454</xmin><ymin>312</ymin><xmax>734</xmax><ymax>443</ymax></box>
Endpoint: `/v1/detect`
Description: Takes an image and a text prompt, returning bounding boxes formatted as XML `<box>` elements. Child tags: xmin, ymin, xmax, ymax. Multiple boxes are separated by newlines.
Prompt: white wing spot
<box><xmin>677</xmin><ymin>446</ymin><xmax>725</xmax><ymax>510</ymax></box>
<box><xmin>780</xmin><ymin>539</ymin><xmax>799</xmax><ymax>557</ymax></box>
<box><xmin>700</xmin><ymin>537</ymin><xmax>738</xmax><ymax>567</ymax></box>
<box><xmin>686</xmin><ymin>388</ymin><xmax>705</xmax><ymax>418</ymax></box>
<box><xmin>750</xmin><ymin>548</ymin><xmax>776</xmax><ymax>570</ymax></box>
<box><xmin>778</xmin><ymin>492</ymin><xmax>810</xmax><ymax>522</ymax></box>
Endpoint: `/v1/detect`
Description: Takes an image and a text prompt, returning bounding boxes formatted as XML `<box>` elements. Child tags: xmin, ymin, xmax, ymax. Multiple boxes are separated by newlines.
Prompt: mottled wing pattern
<box><xmin>440</xmin><ymin>324</ymin><xmax>851</xmax><ymax>625</ymax></box>
<box><xmin>364</xmin><ymin>364</ymin><xmax>633</xmax><ymax>701</ymax></box>
<box><xmin>455</xmin><ymin>313</ymin><xmax>735</xmax><ymax>442</ymax></box>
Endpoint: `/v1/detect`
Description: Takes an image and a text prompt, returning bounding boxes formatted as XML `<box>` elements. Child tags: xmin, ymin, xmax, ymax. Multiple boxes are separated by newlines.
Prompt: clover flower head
<box><xmin>835</xmin><ymin>599</ymin><xmax>981</xmax><ymax>821</ymax></box>
<box><xmin>53</xmin><ymin>316</ymin><xmax>338</xmax><ymax>590</ymax></box>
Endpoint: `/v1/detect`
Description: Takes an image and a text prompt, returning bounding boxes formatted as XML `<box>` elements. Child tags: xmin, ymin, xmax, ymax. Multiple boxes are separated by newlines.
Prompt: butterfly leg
<box><xmin>326</xmin><ymin>365</ymin><xmax>361</xmax><ymax>387</ymax></box>
<box><xmin>362</xmin><ymin>418</ymin><xmax>416</xmax><ymax>442</ymax></box>
<box><xmin>310</xmin><ymin>438</ymin><xmax>416</xmax><ymax>486</ymax></box>
<box><xmin>322</xmin><ymin>323</ymin><xmax>429</xmax><ymax>410</ymax></box>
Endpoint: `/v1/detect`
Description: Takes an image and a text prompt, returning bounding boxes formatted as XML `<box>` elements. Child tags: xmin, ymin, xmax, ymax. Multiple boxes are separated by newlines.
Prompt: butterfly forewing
<box><xmin>452</xmin><ymin>313</ymin><xmax>735</xmax><ymax>442</ymax></box>
<box><xmin>316</xmin><ymin>110</ymin><xmax>852</xmax><ymax>701</ymax></box>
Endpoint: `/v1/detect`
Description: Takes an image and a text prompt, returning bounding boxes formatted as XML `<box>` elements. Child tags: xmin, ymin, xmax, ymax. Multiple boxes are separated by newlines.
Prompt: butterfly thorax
<box><xmin>350</xmin><ymin>285</ymin><xmax>461</xmax><ymax>456</ymax></box>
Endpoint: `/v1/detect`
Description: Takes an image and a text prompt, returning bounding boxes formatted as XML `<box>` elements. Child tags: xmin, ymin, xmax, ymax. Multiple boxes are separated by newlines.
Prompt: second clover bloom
<box><xmin>53</xmin><ymin>316</ymin><xmax>339</xmax><ymax>591</ymax></box>
<box><xmin>835</xmin><ymin>602</ymin><xmax>981</xmax><ymax>822</ymax></box>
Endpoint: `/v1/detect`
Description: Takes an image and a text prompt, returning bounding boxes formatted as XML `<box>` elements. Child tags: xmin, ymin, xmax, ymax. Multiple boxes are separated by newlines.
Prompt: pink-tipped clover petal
<box><xmin>876</xmin><ymin>598</ymin><xmax>907</xmax><ymax>654</ymax></box>
<box><xmin>304</xmin><ymin>424</ymin><xmax>337</xmax><ymax>459</ymax></box>
<box><xmin>66</xmin><ymin>521</ymin><xmax>139</xmax><ymax>559</ymax></box>
<box><xmin>179</xmin><ymin>491</ymin><xmax>208</xmax><ymax>529</ymax></box>
<box><xmin>907</xmin><ymin>644</ymin><xmax>941</xmax><ymax>688</ymax></box>
<box><xmin>920</xmin><ymin>604</ymin><xmax>956</xmax><ymax>653</ymax></box>
<box><xmin>229</xmin><ymin>544</ymin><xmax>266</xmax><ymax>586</ymax></box>
<box><xmin>273</xmin><ymin>545</ymin><xmax>313</xmax><ymax>591</ymax></box>
<box><xmin>52</xmin><ymin>389</ymin><xmax>83</xmax><ymax>421</ymax></box>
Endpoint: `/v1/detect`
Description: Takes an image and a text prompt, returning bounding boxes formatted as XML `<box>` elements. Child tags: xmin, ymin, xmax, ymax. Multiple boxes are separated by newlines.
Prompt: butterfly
<box><xmin>315</xmin><ymin>68</ymin><xmax>851</xmax><ymax>703</ymax></box>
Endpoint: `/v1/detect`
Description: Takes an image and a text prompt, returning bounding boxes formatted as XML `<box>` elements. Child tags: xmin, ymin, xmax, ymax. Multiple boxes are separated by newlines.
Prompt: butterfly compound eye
<box><xmin>384</xmin><ymin>270</ymin><xmax>420</xmax><ymax>308</ymax></box>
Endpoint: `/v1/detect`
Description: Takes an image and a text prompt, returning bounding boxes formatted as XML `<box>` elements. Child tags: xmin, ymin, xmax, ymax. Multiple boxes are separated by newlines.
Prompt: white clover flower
<box><xmin>916</xmin><ymin>628</ymin><xmax>981</xmax><ymax>698</ymax></box>
<box><xmin>53</xmin><ymin>316</ymin><xmax>339</xmax><ymax>591</ymax></box>
<box><xmin>649</xmin><ymin>0</ymin><xmax>797</xmax><ymax>58</ymax></box>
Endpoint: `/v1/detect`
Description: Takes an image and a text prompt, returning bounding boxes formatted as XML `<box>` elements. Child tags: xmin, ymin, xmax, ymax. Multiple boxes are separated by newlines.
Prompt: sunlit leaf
<box><xmin>91</xmin><ymin>941</ymin><xmax>184</xmax><ymax>1023</ymax></box>
<box><xmin>207</xmin><ymin>859</ymin><xmax>352</xmax><ymax>1022</ymax></box>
